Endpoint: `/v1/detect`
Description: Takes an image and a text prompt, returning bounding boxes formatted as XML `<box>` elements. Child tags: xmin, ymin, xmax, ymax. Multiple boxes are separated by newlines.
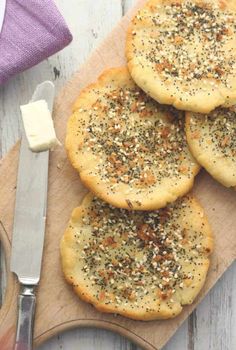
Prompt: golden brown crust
<box><xmin>186</xmin><ymin>107</ymin><xmax>236</xmax><ymax>187</ymax></box>
<box><xmin>126</xmin><ymin>0</ymin><xmax>236</xmax><ymax>113</ymax></box>
<box><xmin>61</xmin><ymin>193</ymin><xmax>213</xmax><ymax>321</ymax></box>
<box><xmin>66</xmin><ymin>67</ymin><xmax>200</xmax><ymax>210</ymax></box>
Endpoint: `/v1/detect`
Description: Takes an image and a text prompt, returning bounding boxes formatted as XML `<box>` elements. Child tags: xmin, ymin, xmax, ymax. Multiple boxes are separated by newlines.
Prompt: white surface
<box><xmin>0</xmin><ymin>1</ymin><xmax>235</xmax><ymax>349</ymax></box>
<box><xmin>0</xmin><ymin>0</ymin><xmax>6</xmax><ymax>34</ymax></box>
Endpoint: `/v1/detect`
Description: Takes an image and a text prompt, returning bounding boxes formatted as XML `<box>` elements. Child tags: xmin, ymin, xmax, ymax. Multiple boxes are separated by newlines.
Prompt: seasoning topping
<box><xmin>127</xmin><ymin>0</ymin><xmax>236</xmax><ymax>109</ymax></box>
<box><xmin>189</xmin><ymin>108</ymin><xmax>236</xmax><ymax>159</ymax></box>
<box><xmin>66</xmin><ymin>67</ymin><xmax>199</xmax><ymax>210</ymax></box>
<box><xmin>79</xmin><ymin>85</ymin><xmax>194</xmax><ymax>189</ymax></box>
<box><xmin>140</xmin><ymin>1</ymin><xmax>236</xmax><ymax>86</ymax></box>
<box><xmin>69</xmin><ymin>195</ymin><xmax>212</xmax><ymax>313</ymax></box>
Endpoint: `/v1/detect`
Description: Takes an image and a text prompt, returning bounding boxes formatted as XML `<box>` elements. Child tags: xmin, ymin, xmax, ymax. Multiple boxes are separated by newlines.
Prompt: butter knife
<box><xmin>10</xmin><ymin>81</ymin><xmax>55</xmax><ymax>350</ymax></box>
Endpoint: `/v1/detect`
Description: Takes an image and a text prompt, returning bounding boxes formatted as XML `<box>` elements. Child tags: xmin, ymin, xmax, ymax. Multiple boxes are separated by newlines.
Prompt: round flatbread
<box><xmin>61</xmin><ymin>193</ymin><xmax>213</xmax><ymax>320</ymax></box>
<box><xmin>186</xmin><ymin>107</ymin><xmax>236</xmax><ymax>187</ymax></box>
<box><xmin>66</xmin><ymin>67</ymin><xmax>199</xmax><ymax>210</ymax></box>
<box><xmin>126</xmin><ymin>0</ymin><xmax>236</xmax><ymax>113</ymax></box>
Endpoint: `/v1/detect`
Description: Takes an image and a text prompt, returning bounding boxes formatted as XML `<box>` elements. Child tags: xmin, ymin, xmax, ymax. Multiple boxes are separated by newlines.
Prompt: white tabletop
<box><xmin>0</xmin><ymin>1</ymin><xmax>235</xmax><ymax>349</ymax></box>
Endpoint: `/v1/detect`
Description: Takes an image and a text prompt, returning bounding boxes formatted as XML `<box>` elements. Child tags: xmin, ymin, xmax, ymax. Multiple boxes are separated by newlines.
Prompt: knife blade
<box><xmin>11</xmin><ymin>81</ymin><xmax>54</xmax><ymax>284</ymax></box>
<box><xmin>0</xmin><ymin>0</ymin><xmax>6</xmax><ymax>34</ymax></box>
<box><xmin>10</xmin><ymin>81</ymin><xmax>55</xmax><ymax>350</ymax></box>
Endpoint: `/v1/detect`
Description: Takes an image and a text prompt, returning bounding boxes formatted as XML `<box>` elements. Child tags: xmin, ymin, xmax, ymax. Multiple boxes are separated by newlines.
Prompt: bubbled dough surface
<box><xmin>60</xmin><ymin>193</ymin><xmax>213</xmax><ymax>321</ymax></box>
<box><xmin>186</xmin><ymin>110</ymin><xmax>236</xmax><ymax>187</ymax></box>
<box><xmin>66</xmin><ymin>67</ymin><xmax>199</xmax><ymax>210</ymax></box>
<box><xmin>126</xmin><ymin>0</ymin><xmax>236</xmax><ymax>113</ymax></box>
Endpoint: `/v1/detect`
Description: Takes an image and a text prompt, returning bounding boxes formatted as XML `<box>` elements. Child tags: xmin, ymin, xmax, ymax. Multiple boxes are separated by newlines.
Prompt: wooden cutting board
<box><xmin>0</xmin><ymin>1</ymin><xmax>236</xmax><ymax>349</ymax></box>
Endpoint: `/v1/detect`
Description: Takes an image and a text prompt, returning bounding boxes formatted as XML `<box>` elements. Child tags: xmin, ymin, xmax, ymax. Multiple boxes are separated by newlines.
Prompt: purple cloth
<box><xmin>0</xmin><ymin>0</ymin><xmax>73</xmax><ymax>84</ymax></box>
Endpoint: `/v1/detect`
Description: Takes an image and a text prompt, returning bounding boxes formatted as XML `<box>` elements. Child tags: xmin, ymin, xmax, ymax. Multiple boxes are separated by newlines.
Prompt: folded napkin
<box><xmin>0</xmin><ymin>0</ymin><xmax>73</xmax><ymax>85</ymax></box>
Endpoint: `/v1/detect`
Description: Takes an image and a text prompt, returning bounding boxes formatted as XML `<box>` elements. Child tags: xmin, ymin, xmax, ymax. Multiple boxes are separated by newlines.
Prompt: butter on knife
<box><xmin>20</xmin><ymin>100</ymin><xmax>61</xmax><ymax>152</ymax></box>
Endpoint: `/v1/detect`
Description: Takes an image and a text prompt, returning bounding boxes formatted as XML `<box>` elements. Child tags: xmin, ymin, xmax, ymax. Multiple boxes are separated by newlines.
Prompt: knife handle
<box><xmin>14</xmin><ymin>286</ymin><xmax>36</xmax><ymax>350</ymax></box>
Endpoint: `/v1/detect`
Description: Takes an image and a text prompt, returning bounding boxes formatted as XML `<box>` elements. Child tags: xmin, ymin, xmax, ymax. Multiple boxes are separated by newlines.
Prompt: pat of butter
<box><xmin>20</xmin><ymin>100</ymin><xmax>61</xmax><ymax>152</ymax></box>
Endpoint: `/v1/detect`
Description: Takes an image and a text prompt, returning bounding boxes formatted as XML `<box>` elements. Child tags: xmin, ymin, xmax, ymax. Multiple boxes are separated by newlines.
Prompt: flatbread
<box><xmin>60</xmin><ymin>193</ymin><xmax>213</xmax><ymax>320</ymax></box>
<box><xmin>126</xmin><ymin>0</ymin><xmax>236</xmax><ymax>113</ymax></box>
<box><xmin>186</xmin><ymin>107</ymin><xmax>236</xmax><ymax>187</ymax></box>
<box><xmin>66</xmin><ymin>67</ymin><xmax>199</xmax><ymax>210</ymax></box>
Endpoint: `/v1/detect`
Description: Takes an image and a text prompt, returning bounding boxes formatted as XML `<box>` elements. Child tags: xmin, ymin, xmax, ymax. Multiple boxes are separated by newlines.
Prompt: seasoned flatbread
<box><xmin>66</xmin><ymin>67</ymin><xmax>199</xmax><ymax>210</ymax></box>
<box><xmin>61</xmin><ymin>193</ymin><xmax>213</xmax><ymax>320</ymax></box>
<box><xmin>126</xmin><ymin>0</ymin><xmax>236</xmax><ymax>113</ymax></box>
<box><xmin>186</xmin><ymin>107</ymin><xmax>236</xmax><ymax>187</ymax></box>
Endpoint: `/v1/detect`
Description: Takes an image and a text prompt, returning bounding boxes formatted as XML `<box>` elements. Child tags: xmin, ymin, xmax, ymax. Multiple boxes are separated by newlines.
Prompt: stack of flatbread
<box><xmin>61</xmin><ymin>0</ymin><xmax>236</xmax><ymax>320</ymax></box>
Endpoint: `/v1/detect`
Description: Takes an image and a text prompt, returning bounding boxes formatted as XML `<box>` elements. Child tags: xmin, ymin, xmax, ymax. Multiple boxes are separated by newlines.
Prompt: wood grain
<box><xmin>0</xmin><ymin>1</ymin><xmax>235</xmax><ymax>349</ymax></box>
